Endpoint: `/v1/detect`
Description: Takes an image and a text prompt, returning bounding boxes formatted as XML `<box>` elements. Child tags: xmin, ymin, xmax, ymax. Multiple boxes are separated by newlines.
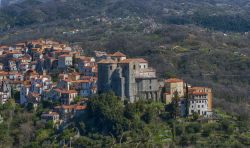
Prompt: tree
<box><xmin>184</xmin><ymin>83</ymin><xmax>189</xmax><ymax>117</ymax></box>
<box><xmin>141</xmin><ymin>109</ymin><xmax>153</xmax><ymax>124</ymax></box>
<box><xmin>202</xmin><ymin>124</ymin><xmax>213</xmax><ymax>137</ymax></box>
<box><xmin>190</xmin><ymin>135</ymin><xmax>197</xmax><ymax>144</ymax></box>
<box><xmin>179</xmin><ymin>134</ymin><xmax>189</xmax><ymax>146</ymax></box>
<box><xmin>220</xmin><ymin>119</ymin><xmax>234</xmax><ymax>135</ymax></box>
<box><xmin>192</xmin><ymin>112</ymin><xmax>199</xmax><ymax>121</ymax></box>
<box><xmin>86</xmin><ymin>92</ymin><xmax>129</xmax><ymax>136</ymax></box>
<box><xmin>26</xmin><ymin>102</ymin><xmax>34</xmax><ymax>111</ymax></box>
<box><xmin>171</xmin><ymin>91</ymin><xmax>180</xmax><ymax>119</ymax></box>
<box><xmin>35</xmin><ymin>129</ymin><xmax>51</xmax><ymax>144</ymax></box>
<box><xmin>186</xmin><ymin>123</ymin><xmax>201</xmax><ymax>133</ymax></box>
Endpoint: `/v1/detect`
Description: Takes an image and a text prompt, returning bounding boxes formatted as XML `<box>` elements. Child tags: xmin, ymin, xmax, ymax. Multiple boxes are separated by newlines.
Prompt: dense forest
<box><xmin>1</xmin><ymin>93</ymin><xmax>249</xmax><ymax>147</ymax></box>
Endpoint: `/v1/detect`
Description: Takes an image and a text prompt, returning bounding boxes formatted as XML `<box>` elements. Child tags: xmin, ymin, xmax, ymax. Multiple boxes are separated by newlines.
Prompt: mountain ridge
<box><xmin>1</xmin><ymin>0</ymin><xmax>250</xmax><ymax>32</ymax></box>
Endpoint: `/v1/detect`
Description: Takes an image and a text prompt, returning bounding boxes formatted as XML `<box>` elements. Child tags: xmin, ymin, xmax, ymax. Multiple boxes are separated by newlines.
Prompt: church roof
<box><xmin>111</xmin><ymin>51</ymin><xmax>126</xmax><ymax>57</ymax></box>
<box><xmin>98</xmin><ymin>59</ymin><xmax>116</xmax><ymax>64</ymax></box>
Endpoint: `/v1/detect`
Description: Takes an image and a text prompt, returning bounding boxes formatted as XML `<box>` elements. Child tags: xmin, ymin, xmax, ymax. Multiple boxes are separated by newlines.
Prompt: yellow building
<box><xmin>163</xmin><ymin>78</ymin><xmax>184</xmax><ymax>104</ymax></box>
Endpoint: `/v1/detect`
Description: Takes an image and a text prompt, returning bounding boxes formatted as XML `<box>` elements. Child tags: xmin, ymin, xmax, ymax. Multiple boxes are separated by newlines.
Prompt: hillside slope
<box><xmin>0</xmin><ymin>0</ymin><xmax>249</xmax><ymax>117</ymax></box>
<box><xmin>1</xmin><ymin>0</ymin><xmax>250</xmax><ymax>32</ymax></box>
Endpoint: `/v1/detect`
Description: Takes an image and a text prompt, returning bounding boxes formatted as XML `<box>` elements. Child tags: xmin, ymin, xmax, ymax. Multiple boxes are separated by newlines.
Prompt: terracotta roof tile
<box><xmin>61</xmin><ymin>90</ymin><xmax>77</xmax><ymax>94</ymax></box>
<box><xmin>119</xmin><ymin>58</ymin><xmax>148</xmax><ymax>63</ymax></box>
<box><xmin>165</xmin><ymin>78</ymin><xmax>183</xmax><ymax>83</ymax></box>
<box><xmin>59</xmin><ymin>54</ymin><xmax>71</xmax><ymax>58</ymax></box>
<box><xmin>189</xmin><ymin>92</ymin><xmax>208</xmax><ymax>95</ymax></box>
<box><xmin>55</xmin><ymin>105</ymin><xmax>86</xmax><ymax>110</ymax></box>
<box><xmin>98</xmin><ymin>59</ymin><xmax>116</xmax><ymax>64</ymax></box>
<box><xmin>111</xmin><ymin>51</ymin><xmax>126</xmax><ymax>57</ymax></box>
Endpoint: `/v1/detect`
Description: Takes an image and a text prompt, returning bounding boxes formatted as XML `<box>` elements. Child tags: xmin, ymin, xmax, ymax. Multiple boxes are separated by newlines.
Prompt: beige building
<box><xmin>41</xmin><ymin>111</ymin><xmax>60</xmax><ymax>125</ymax></box>
<box><xmin>61</xmin><ymin>90</ymin><xmax>78</xmax><ymax>105</ymax></box>
<box><xmin>163</xmin><ymin>78</ymin><xmax>184</xmax><ymax>104</ymax></box>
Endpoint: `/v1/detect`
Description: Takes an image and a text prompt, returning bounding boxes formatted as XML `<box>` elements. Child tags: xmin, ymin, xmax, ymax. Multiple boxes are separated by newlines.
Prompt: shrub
<box><xmin>202</xmin><ymin>125</ymin><xmax>212</xmax><ymax>137</ymax></box>
<box><xmin>186</xmin><ymin>123</ymin><xmax>201</xmax><ymax>133</ymax></box>
<box><xmin>176</xmin><ymin>125</ymin><xmax>184</xmax><ymax>136</ymax></box>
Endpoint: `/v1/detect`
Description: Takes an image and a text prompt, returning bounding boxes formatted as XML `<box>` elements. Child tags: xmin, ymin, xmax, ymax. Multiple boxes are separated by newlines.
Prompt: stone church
<box><xmin>97</xmin><ymin>52</ymin><xmax>162</xmax><ymax>103</ymax></box>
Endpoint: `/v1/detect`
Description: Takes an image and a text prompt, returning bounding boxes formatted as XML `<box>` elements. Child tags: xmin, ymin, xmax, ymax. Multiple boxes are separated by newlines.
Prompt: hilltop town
<box><xmin>0</xmin><ymin>39</ymin><xmax>214</xmax><ymax>125</ymax></box>
<box><xmin>0</xmin><ymin>0</ymin><xmax>250</xmax><ymax>146</ymax></box>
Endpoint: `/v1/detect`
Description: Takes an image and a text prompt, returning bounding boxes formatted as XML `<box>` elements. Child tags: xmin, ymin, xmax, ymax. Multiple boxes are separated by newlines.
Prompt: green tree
<box><xmin>179</xmin><ymin>134</ymin><xmax>189</xmax><ymax>146</ymax></box>
<box><xmin>186</xmin><ymin>123</ymin><xmax>201</xmax><ymax>133</ymax></box>
<box><xmin>86</xmin><ymin>92</ymin><xmax>129</xmax><ymax>136</ymax></box>
<box><xmin>171</xmin><ymin>91</ymin><xmax>180</xmax><ymax>119</ymax></box>
<box><xmin>220</xmin><ymin>119</ymin><xmax>234</xmax><ymax>135</ymax></box>
<box><xmin>35</xmin><ymin>129</ymin><xmax>51</xmax><ymax>143</ymax></box>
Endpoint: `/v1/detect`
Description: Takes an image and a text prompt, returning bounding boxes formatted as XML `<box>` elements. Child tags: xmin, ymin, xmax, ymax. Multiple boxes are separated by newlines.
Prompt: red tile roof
<box><xmin>42</xmin><ymin>112</ymin><xmax>59</xmax><ymax>116</ymax></box>
<box><xmin>165</xmin><ymin>78</ymin><xmax>183</xmax><ymax>83</ymax></box>
<box><xmin>61</xmin><ymin>90</ymin><xmax>77</xmax><ymax>94</ymax></box>
<box><xmin>111</xmin><ymin>51</ymin><xmax>126</xmax><ymax>57</ymax></box>
<box><xmin>119</xmin><ymin>58</ymin><xmax>148</xmax><ymax>63</ymax></box>
<box><xmin>59</xmin><ymin>54</ymin><xmax>71</xmax><ymax>58</ymax></box>
<box><xmin>98</xmin><ymin>59</ymin><xmax>116</xmax><ymax>64</ymax></box>
<box><xmin>55</xmin><ymin>104</ymin><xmax>86</xmax><ymax>110</ymax></box>
<box><xmin>189</xmin><ymin>92</ymin><xmax>208</xmax><ymax>95</ymax></box>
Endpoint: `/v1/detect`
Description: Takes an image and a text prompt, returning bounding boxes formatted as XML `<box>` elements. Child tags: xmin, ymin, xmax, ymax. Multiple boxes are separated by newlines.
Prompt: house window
<box><xmin>110</xmin><ymin>66</ymin><xmax>112</xmax><ymax>70</ymax></box>
<box><xmin>133</xmin><ymin>65</ymin><xmax>136</xmax><ymax>70</ymax></box>
<box><xmin>198</xmin><ymin>105</ymin><xmax>200</xmax><ymax>108</ymax></box>
<box><xmin>149</xmin><ymin>86</ymin><xmax>152</xmax><ymax>90</ymax></box>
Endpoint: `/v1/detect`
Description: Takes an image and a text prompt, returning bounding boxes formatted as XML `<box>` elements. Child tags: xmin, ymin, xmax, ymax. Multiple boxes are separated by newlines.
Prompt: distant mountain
<box><xmin>0</xmin><ymin>0</ymin><xmax>250</xmax><ymax>32</ymax></box>
<box><xmin>0</xmin><ymin>0</ymin><xmax>23</xmax><ymax>7</ymax></box>
<box><xmin>0</xmin><ymin>0</ymin><xmax>50</xmax><ymax>7</ymax></box>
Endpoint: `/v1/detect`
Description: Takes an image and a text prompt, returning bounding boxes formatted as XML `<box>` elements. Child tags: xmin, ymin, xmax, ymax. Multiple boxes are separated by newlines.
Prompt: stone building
<box><xmin>41</xmin><ymin>111</ymin><xmax>60</xmax><ymax>125</ymax></box>
<box><xmin>58</xmin><ymin>54</ymin><xmax>73</xmax><ymax>69</ymax></box>
<box><xmin>163</xmin><ymin>78</ymin><xmax>184</xmax><ymax>104</ymax></box>
<box><xmin>97</xmin><ymin>52</ymin><xmax>161</xmax><ymax>103</ymax></box>
<box><xmin>0</xmin><ymin>81</ymin><xmax>11</xmax><ymax>104</ymax></box>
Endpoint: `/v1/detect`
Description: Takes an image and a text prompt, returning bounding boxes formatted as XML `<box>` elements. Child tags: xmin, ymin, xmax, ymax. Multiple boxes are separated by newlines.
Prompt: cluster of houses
<box><xmin>0</xmin><ymin>39</ymin><xmax>213</xmax><ymax>126</ymax></box>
